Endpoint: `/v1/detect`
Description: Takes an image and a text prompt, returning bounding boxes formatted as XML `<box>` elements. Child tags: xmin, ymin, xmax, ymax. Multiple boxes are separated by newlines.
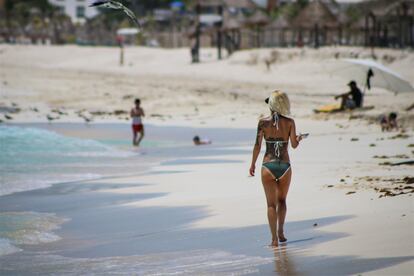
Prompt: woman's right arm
<box><xmin>289</xmin><ymin>119</ymin><xmax>301</xmax><ymax>149</ymax></box>
<box><xmin>249</xmin><ymin>120</ymin><xmax>264</xmax><ymax>176</ymax></box>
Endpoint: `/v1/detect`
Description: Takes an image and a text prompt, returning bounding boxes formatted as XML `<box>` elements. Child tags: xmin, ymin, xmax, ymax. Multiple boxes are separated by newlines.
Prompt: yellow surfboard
<box><xmin>313</xmin><ymin>103</ymin><xmax>342</xmax><ymax>113</ymax></box>
<box><xmin>314</xmin><ymin>103</ymin><xmax>375</xmax><ymax>113</ymax></box>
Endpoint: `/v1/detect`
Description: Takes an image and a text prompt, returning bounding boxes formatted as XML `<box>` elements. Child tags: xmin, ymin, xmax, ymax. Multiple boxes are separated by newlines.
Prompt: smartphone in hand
<box><xmin>300</xmin><ymin>133</ymin><xmax>309</xmax><ymax>139</ymax></box>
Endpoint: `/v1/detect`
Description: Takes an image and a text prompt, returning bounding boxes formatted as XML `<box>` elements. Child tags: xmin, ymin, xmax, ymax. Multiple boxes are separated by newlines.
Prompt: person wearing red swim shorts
<box><xmin>130</xmin><ymin>98</ymin><xmax>145</xmax><ymax>146</ymax></box>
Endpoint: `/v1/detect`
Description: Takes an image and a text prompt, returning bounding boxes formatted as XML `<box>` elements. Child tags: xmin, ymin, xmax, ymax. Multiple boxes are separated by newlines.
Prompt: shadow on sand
<box><xmin>0</xmin><ymin>181</ymin><xmax>412</xmax><ymax>275</ymax></box>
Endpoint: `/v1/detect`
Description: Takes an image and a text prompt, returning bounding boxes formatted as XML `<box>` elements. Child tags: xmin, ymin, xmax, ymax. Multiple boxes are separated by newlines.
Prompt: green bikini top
<box><xmin>266</xmin><ymin>113</ymin><xmax>288</xmax><ymax>159</ymax></box>
<box><xmin>266</xmin><ymin>140</ymin><xmax>287</xmax><ymax>159</ymax></box>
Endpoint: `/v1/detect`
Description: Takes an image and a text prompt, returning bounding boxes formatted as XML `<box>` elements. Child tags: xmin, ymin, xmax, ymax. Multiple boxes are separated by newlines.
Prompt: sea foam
<box><xmin>0</xmin><ymin>212</ymin><xmax>68</xmax><ymax>257</ymax></box>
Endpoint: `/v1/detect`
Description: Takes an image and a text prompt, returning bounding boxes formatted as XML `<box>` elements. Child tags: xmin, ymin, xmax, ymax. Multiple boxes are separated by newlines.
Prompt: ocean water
<box><xmin>0</xmin><ymin>124</ymin><xmax>257</xmax><ymax>272</ymax></box>
<box><xmin>0</xmin><ymin>123</ymin><xmax>237</xmax><ymax>196</ymax></box>
<box><xmin>0</xmin><ymin>249</ymin><xmax>273</xmax><ymax>275</ymax></box>
<box><xmin>0</xmin><ymin>125</ymin><xmax>156</xmax><ymax>257</ymax></box>
<box><xmin>0</xmin><ymin>211</ymin><xmax>68</xmax><ymax>257</ymax></box>
<box><xmin>0</xmin><ymin>125</ymin><xmax>147</xmax><ymax>196</ymax></box>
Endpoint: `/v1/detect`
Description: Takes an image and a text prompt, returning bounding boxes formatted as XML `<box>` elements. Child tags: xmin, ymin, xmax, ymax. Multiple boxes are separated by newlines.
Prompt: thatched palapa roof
<box><xmin>223</xmin><ymin>0</ymin><xmax>256</xmax><ymax>9</ymax></box>
<box><xmin>246</xmin><ymin>10</ymin><xmax>269</xmax><ymax>26</ymax></box>
<box><xmin>291</xmin><ymin>0</ymin><xmax>339</xmax><ymax>29</ymax></box>
<box><xmin>348</xmin><ymin>0</ymin><xmax>414</xmax><ymax>29</ymax></box>
<box><xmin>372</xmin><ymin>0</ymin><xmax>414</xmax><ymax>17</ymax></box>
<box><xmin>190</xmin><ymin>0</ymin><xmax>256</xmax><ymax>9</ymax></box>
<box><xmin>268</xmin><ymin>15</ymin><xmax>289</xmax><ymax>29</ymax></box>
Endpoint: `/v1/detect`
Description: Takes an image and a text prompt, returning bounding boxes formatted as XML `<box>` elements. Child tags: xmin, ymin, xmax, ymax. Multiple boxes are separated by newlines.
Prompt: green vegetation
<box><xmin>272</xmin><ymin>0</ymin><xmax>309</xmax><ymax>20</ymax></box>
<box><xmin>2</xmin><ymin>0</ymin><xmax>71</xmax><ymax>43</ymax></box>
<box><xmin>346</xmin><ymin>4</ymin><xmax>363</xmax><ymax>24</ymax></box>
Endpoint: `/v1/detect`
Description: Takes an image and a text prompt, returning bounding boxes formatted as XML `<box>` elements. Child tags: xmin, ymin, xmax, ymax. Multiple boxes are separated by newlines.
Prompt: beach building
<box><xmin>290</xmin><ymin>0</ymin><xmax>341</xmax><ymax>48</ymax></box>
<box><xmin>229</xmin><ymin>0</ymin><xmax>413</xmax><ymax>49</ymax></box>
<box><xmin>244</xmin><ymin>10</ymin><xmax>270</xmax><ymax>48</ymax></box>
<box><xmin>187</xmin><ymin>0</ymin><xmax>259</xmax><ymax>55</ymax></box>
<box><xmin>145</xmin><ymin>8</ymin><xmax>190</xmax><ymax>48</ymax></box>
<box><xmin>3</xmin><ymin>0</ymin><xmax>411</xmax><ymax>49</ymax></box>
<box><xmin>48</xmin><ymin>0</ymin><xmax>99</xmax><ymax>24</ymax></box>
<box><xmin>145</xmin><ymin>0</ymin><xmax>257</xmax><ymax>50</ymax></box>
<box><xmin>186</xmin><ymin>0</ymin><xmax>348</xmax><ymax>50</ymax></box>
<box><xmin>361</xmin><ymin>0</ymin><xmax>414</xmax><ymax>48</ymax></box>
<box><xmin>262</xmin><ymin>14</ymin><xmax>290</xmax><ymax>47</ymax></box>
<box><xmin>334</xmin><ymin>0</ymin><xmax>414</xmax><ymax>48</ymax></box>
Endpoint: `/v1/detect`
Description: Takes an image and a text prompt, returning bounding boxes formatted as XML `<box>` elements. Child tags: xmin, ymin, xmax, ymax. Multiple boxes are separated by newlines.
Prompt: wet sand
<box><xmin>0</xmin><ymin>122</ymin><xmax>413</xmax><ymax>275</ymax></box>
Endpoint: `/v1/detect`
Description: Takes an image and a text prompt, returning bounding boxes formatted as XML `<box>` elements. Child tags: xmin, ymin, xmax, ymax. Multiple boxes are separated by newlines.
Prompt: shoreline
<box><xmin>0</xmin><ymin>122</ymin><xmax>256</xmax><ymax>198</ymax></box>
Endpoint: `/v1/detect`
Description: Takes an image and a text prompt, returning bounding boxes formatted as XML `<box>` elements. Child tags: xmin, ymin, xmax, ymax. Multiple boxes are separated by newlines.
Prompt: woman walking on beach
<box><xmin>249</xmin><ymin>91</ymin><xmax>302</xmax><ymax>247</ymax></box>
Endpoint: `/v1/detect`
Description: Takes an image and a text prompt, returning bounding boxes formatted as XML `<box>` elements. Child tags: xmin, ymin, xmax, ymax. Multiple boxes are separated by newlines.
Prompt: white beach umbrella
<box><xmin>200</xmin><ymin>14</ymin><xmax>223</xmax><ymax>25</ymax></box>
<box><xmin>117</xmin><ymin>28</ymin><xmax>139</xmax><ymax>36</ymax></box>
<box><xmin>334</xmin><ymin>59</ymin><xmax>414</xmax><ymax>93</ymax></box>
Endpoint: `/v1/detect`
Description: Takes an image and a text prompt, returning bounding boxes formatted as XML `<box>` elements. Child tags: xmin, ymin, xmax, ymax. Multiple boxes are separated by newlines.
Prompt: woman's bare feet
<box><xmin>271</xmin><ymin>239</ymin><xmax>279</xmax><ymax>247</ymax></box>
<box><xmin>278</xmin><ymin>231</ymin><xmax>287</xmax><ymax>243</ymax></box>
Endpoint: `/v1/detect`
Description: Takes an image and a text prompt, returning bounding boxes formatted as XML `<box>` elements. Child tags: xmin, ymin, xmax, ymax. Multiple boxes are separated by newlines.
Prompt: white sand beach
<box><xmin>0</xmin><ymin>45</ymin><xmax>413</xmax><ymax>275</ymax></box>
<box><xmin>1</xmin><ymin>45</ymin><xmax>414</xmax><ymax>126</ymax></box>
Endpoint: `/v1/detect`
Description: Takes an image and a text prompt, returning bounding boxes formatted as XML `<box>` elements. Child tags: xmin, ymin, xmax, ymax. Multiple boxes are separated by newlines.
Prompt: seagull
<box><xmin>89</xmin><ymin>0</ymin><xmax>141</xmax><ymax>28</ymax></box>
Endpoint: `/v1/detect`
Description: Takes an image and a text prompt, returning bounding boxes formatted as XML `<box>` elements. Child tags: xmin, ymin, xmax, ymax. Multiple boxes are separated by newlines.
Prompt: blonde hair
<box><xmin>268</xmin><ymin>90</ymin><xmax>290</xmax><ymax>116</ymax></box>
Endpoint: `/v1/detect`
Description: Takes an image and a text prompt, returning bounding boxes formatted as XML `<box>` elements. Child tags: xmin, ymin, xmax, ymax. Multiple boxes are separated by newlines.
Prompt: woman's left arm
<box><xmin>289</xmin><ymin>119</ymin><xmax>302</xmax><ymax>149</ymax></box>
<box><xmin>249</xmin><ymin>120</ymin><xmax>264</xmax><ymax>176</ymax></box>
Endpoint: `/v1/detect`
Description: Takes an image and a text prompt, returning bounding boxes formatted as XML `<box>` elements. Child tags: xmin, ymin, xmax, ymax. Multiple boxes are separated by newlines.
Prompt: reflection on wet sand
<box><xmin>273</xmin><ymin>244</ymin><xmax>297</xmax><ymax>275</ymax></box>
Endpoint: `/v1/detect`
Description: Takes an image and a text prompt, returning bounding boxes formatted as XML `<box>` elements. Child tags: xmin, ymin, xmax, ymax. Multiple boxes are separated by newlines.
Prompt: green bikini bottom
<box><xmin>262</xmin><ymin>160</ymin><xmax>291</xmax><ymax>181</ymax></box>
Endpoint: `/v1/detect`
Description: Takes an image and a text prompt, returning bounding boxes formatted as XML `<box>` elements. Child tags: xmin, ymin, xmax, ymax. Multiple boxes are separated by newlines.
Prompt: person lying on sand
<box><xmin>380</xmin><ymin>112</ymin><xmax>399</xmax><ymax>132</ymax></box>
<box><xmin>193</xmin><ymin>136</ymin><xmax>211</xmax><ymax>145</ymax></box>
<box><xmin>250</xmin><ymin>91</ymin><xmax>305</xmax><ymax>247</ymax></box>
<box><xmin>334</xmin><ymin>81</ymin><xmax>363</xmax><ymax>110</ymax></box>
<box><xmin>130</xmin><ymin>98</ymin><xmax>145</xmax><ymax>146</ymax></box>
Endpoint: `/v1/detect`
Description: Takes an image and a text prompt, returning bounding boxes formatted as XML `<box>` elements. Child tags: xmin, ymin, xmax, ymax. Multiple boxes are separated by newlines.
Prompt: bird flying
<box><xmin>89</xmin><ymin>0</ymin><xmax>141</xmax><ymax>28</ymax></box>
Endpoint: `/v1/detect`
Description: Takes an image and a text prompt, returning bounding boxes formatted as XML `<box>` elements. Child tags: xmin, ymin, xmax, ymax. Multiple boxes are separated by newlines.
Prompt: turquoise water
<box><xmin>0</xmin><ymin>125</ymin><xmax>162</xmax><ymax>257</ymax></box>
<box><xmin>0</xmin><ymin>126</ymin><xmax>131</xmax><ymax>164</ymax></box>
<box><xmin>0</xmin><ymin>123</ymin><xmax>243</xmax><ymax>196</ymax></box>
<box><xmin>0</xmin><ymin>124</ymin><xmax>263</xmax><ymax>272</ymax></box>
<box><xmin>0</xmin><ymin>126</ymin><xmax>146</xmax><ymax>196</ymax></box>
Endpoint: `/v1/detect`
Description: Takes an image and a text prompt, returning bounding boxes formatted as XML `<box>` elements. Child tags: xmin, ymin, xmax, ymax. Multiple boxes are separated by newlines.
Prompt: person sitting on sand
<box><xmin>335</xmin><ymin>81</ymin><xmax>363</xmax><ymax>110</ymax></box>
<box><xmin>130</xmin><ymin>98</ymin><xmax>145</xmax><ymax>146</ymax></box>
<box><xmin>193</xmin><ymin>135</ymin><xmax>211</xmax><ymax>145</ymax></box>
<box><xmin>380</xmin><ymin>112</ymin><xmax>399</xmax><ymax>132</ymax></box>
<box><xmin>249</xmin><ymin>91</ymin><xmax>304</xmax><ymax>247</ymax></box>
